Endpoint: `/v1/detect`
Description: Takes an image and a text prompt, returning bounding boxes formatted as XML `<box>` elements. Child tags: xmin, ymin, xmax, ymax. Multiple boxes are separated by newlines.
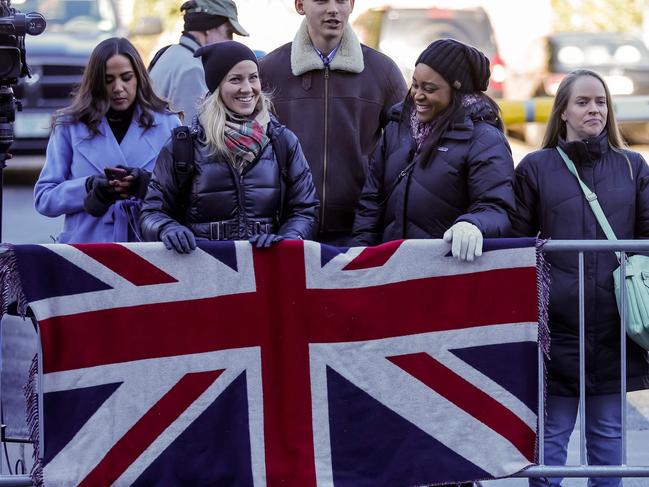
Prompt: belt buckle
<box><xmin>209</xmin><ymin>222</ymin><xmax>221</xmax><ymax>240</ymax></box>
<box><xmin>254</xmin><ymin>221</ymin><xmax>262</xmax><ymax>234</ymax></box>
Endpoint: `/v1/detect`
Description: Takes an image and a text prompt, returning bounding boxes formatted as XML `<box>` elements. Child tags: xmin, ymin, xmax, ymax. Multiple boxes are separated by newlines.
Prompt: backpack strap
<box><xmin>148</xmin><ymin>42</ymin><xmax>194</xmax><ymax>72</ymax></box>
<box><xmin>171</xmin><ymin>126</ymin><xmax>195</xmax><ymax>210</ymax></box>
<box><xmin>270</xmin><ymin>126</ymin><xmax>290</xmax><ymax>223</ymax></box>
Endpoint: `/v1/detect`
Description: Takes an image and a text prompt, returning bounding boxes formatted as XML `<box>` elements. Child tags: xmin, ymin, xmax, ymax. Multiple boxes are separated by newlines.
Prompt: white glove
<box><xmin>442</xmin><ymin>221</ymin><xmax>483</xmax><ymax>262</ymax></box>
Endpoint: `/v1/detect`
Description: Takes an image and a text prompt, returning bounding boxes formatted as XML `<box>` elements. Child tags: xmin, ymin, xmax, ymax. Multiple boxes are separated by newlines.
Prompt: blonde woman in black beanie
<box><xmin>140</xmin><ymin>41</ymin><xmax>319</xmax><ymax>252</ymax></box>
<box><xmin>353</xmin><ymin>38</ymin><xmax>516</xmax><ymax>263</ymax></box>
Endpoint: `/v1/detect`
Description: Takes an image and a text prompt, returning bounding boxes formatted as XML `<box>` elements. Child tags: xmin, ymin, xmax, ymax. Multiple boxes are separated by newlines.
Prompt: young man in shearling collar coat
<box><xmin>259</xmin><ymin>0</ymin><xmax>407</xmax><ymax>245</ymax></box>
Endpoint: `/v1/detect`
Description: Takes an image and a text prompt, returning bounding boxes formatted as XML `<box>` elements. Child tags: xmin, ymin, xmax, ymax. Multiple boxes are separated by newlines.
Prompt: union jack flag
<box><xmin>4</xmin><ymin>238</ymin><xmax>541</xmax><ymax>486</ymax></box>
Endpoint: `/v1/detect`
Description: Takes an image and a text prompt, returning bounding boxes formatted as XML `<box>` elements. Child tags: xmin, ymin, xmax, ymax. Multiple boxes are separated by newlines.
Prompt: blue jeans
<box><xmin>529</xmin><ymin>394</ymin><xmax>622</xmax><ymax>487</ymax></box>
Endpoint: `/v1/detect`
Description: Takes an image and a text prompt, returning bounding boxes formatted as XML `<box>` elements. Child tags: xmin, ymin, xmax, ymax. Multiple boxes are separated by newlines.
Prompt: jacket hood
<box><xmin>290</xmin><ymin>19</ymin><xmax>364</xmax><ymax>76</ymax></box>
<box><xmin>463</xmin><ymin>94</ymin><xmax>500</xmax><ymax>126</ymax></box>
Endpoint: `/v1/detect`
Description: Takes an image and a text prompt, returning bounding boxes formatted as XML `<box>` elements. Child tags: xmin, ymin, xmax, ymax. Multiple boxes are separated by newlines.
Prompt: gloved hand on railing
<box><xmin>83</xmin><ymin>175</ymin><xmax>120</xmax><ymax>217</ymax></box>
<box><xmin>160</xmin><ymin>223</ymin><xmax>197</xmax><ymax>254</ymax></box>
<box><xmin>442</xmin><ymin>221</ymin><xmax>483</xmax><ymax>262</ymax></box>
<box><xmin>249</xmin><ymin>233</ymin><xmax>284</xmax><ymax>248</ymax></box>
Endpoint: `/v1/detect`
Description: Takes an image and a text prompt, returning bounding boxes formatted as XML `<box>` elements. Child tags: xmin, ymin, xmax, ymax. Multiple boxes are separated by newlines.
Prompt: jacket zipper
<box><xmin>321</xmin><ymin>65</ymin><xmax>330</xmax><ymax>231</ymax></box>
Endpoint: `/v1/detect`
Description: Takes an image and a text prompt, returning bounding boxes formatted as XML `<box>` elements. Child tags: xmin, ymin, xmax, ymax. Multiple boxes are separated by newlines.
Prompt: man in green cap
<box><xmin>149</xmin><ymin>0</ymin><xmax>249</xmax><ymax>124</ymax></box>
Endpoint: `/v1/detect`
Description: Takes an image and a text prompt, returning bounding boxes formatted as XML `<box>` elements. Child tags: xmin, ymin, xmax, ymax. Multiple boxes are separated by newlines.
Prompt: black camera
<box><xmin>0</xmin><ymin>0</ymin><xmax>45</xmax><ymax>159</ymax></box>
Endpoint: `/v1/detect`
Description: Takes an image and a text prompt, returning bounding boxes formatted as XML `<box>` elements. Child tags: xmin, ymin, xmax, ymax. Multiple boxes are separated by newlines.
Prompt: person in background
<box><xmin>140</xmin><ymin>41</ymin><xmax>319</xmax><ymax>253</ymax></box>
<box><xmin>148</xmin><ymin>0</ymin><xmax>249</xmax><ymax>124</ymax></box>
<box><xmin>259</xmin><ymin>0</ymin><xmax>407</xmax><ymax>245</ymax></box>
<box><xmin>34</xmin><ymin>37</ymin><xmax>180</xmax><ymax>243</ymax></box>
<box><xmin>512</xmin><ymin>69</ymin><xmax>649</xmax><ymax>487</ymax></box>
<box><xmin>353</xmin><ymin>39</ymin><xmax>516</xmax><ymax>264</ymax></box>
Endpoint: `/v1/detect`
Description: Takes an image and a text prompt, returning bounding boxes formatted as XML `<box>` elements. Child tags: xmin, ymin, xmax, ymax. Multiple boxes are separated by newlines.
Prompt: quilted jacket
<box><xmin>353</xmin><ymin>100</ymin><xmax>516</xmax><ymax>244</ymax></box>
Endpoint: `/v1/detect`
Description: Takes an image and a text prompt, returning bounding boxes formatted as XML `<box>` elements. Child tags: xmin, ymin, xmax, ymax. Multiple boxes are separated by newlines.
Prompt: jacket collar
<box><xmin>290</xmin><ymin>19</ymin><xmax>364</xmax><ymax>76</ymax></box>
<box><xmin>179</xmin><ymin>33</ymin><xmax>201</xmax><ymax>53</ymax></box>
<box><xmin>75</xmin><ymin>105</ymin><xmax>161</xmax><ymax>173</ymax></box>
<box><xmin>558</xmin><ymin>130</ymin><xmax>609</xmax><ymax>166</ymax></box>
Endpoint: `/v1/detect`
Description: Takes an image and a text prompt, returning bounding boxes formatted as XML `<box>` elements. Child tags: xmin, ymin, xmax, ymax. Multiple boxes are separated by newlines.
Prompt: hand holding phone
<box><xmin>104</xmin><ymin>167</ymin><xmax>129</xmax><ymax>181</ymax></box>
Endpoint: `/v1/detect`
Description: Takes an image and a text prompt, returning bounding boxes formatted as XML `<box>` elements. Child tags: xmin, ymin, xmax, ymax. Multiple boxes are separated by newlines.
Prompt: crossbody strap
<box><xmin>557</xmin><ymin>147</ymin><xmax>618</xmax><ymax>240</ymax></box>
<box><xmin>556</xmin><ymin>147</ymin><xmax>621</xmax><ymax>259</ymax></box>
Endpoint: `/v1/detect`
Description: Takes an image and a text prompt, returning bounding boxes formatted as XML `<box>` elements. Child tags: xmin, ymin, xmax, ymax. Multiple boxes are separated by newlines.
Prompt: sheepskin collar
<box><xmin>290</xmin><ymin>19</ymin><xmax>364</xmax><ymax>76</ymax></box>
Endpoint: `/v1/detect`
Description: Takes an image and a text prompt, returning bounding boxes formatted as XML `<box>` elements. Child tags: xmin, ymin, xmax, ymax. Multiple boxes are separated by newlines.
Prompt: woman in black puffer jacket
<box><xmin>140</xmin><ymin>41</ymin><xmax>318</xmax><ymax>253</ymax></box>
<box><xmin>513</xmin><ymin>69</ymin><xmax>649</xmax><ymax>487</ymax></box>
<box><xmin>352</xmin><ymin>39</ymin><xmax>516</xmax><ymax>261</ymax></box>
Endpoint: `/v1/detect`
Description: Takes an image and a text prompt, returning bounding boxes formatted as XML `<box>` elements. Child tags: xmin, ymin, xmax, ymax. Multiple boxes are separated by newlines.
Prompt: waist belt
<box><xmin>189</xmin><ymin>219</ymin><xmax>276</xmax><ymax>241</ymax></box>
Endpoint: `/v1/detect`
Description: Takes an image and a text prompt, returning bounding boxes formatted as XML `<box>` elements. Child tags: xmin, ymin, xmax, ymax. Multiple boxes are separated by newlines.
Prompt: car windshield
<box><xmin>378</xmin><ymin>8</ymin><xmax>497</xmax><ymax>81</ymax></box>
<box><xmin>11</xmin><ymin>0</ymin><xmax>117</xmax><ymax>33</ymax></box>
<box><xmin>552</xmin><ymin>35</ymin><xmax>649</xmax><ymax>69</ymax></box>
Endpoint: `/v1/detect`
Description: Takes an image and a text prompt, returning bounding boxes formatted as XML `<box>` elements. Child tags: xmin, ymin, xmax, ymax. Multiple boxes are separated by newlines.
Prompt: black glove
<box><xmin>249</xmin><ymin>233</ymin><xmax>284</xmax><ymax>248</ymax></box>
<box><xmin>84</xmin><ymin>175</ymin><xmax>120</xmax><ymax>217</ymax></box>
<box><xmin>116</xmin><ymin>165</ymin><xmax>151</xmax><ymax>199</ymax></box>
<box><xmin>160</xmin><ymin>223</ymin><xmax>197</xmax><ymax>254</ymax></box>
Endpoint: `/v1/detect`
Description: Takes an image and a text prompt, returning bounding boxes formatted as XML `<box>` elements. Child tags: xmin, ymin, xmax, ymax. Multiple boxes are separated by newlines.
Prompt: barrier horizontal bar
<box><xmin>0</xmin><ymin>476</ymin><xmax>31</xmax><ymax>486</ymax></box>
<box><xmin>515</xmin><ymin>466</ymin><xmax>649</xmax><ymax>477</ymax></box>
<box><xmin>542</xmin><ymin>239</ymin><xmax>649</xmax><ymax>252</ymax></box>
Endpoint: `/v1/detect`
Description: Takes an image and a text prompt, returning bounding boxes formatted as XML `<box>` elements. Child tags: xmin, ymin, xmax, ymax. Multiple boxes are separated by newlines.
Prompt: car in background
<box><xmin>10</xmin><ymin>0</ymin><xmax>160</xmax><ymax>152</ymax></box>
<box><xmin>509</xmin><ymin>31</ymin><xmax>649</xmax><ymax>145</ymax></box>
<box><xmin>352</xmin><ymin>5</ymin><xmax>506</xmax><ymax>98</ymax></box>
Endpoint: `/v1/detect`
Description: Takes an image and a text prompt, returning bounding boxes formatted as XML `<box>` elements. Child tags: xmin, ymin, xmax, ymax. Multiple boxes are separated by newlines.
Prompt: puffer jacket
<box><xmin>353</xmin><ymin>100</ymin><xmax>516</xmax><ymax>244</ymax></box>
<box><xmin>259</xmin><ymin>20</ymin><xmax>407</xmax><ymax>236</ymax></box>
<box><xmin>139</xmin><ymin>115</ymin><xmax>319</xmax><ymax>242</ymax></box>
<box><xmin>512</xmin><ymin>132</ymin><xmax>649</xmax><ymax>395</ymax></box>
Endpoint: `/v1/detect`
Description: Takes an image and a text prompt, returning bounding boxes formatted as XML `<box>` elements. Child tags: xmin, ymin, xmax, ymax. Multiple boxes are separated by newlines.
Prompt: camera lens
<box><xmin>0</xmin><ymin>46</ymin><xmax>21</xmax><ymax>80</ymax></box>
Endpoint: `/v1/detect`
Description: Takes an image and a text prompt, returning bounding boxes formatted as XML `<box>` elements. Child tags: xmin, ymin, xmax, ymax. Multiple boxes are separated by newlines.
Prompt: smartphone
<box><xmin>104</xmin><ymin>167</ymin><xmax>129</xmax><ymax>181</ymax></box>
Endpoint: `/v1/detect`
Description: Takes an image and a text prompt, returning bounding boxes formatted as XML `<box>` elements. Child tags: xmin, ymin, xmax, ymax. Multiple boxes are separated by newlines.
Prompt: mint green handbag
<box><xmin>557</xmin><ymin>147</ymin><xmax>649</xmax><ymax>350</ymax></box>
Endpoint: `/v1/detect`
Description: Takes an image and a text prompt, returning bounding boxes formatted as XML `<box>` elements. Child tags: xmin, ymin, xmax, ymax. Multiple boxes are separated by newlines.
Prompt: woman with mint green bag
<box><xmin>512</xmin><ymin>69</ymin><xmax>649</xmax><ymax>487</ymax></box>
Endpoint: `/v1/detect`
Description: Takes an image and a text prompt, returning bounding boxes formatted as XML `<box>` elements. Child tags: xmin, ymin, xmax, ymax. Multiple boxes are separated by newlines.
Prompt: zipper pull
<box><xmin>324</xmin><ymin>65</ymin><xmax>330</xmax><ymax>79</ymax></box>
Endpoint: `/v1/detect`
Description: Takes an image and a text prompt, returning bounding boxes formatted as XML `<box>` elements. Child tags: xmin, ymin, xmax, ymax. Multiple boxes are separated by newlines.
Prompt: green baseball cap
<box><xmin>182</xmin><ymin>0</ymin><xmax>249</xmax><ymax>37</ymax></box>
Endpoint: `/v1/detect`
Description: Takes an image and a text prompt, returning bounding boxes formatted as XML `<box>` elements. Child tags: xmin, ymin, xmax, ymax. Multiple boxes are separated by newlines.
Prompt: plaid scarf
<box><xmin>224</xmin><ymin>112</ymin><xmax>270</xmax><ymax>173</ymax></box>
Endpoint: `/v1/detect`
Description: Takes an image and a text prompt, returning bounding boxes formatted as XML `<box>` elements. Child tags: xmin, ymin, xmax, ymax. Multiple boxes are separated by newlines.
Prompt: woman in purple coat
<box><xmin>512</xmin><ymin>69</ymin><xmax>649</xmax><ymax>487</ymax></box>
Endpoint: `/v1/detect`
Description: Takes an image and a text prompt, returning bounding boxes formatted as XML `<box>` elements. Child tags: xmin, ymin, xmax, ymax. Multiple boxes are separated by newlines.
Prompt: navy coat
<box><xmin>140</xmin><ymin>115</ymin><xmax>319</xmax><ymax>241</ymax></box>
<box><xmin>353</xmin><ymin>101</ymin><xmax>516</xmax><ymax>244</ymax></box>
<box><xmin>512</xmin><ymin>133</ymin><xmax>649</xmax><ymax>395</ymax></box>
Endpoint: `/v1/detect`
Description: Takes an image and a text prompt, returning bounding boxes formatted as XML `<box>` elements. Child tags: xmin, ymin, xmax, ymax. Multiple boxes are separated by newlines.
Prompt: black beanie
<box><xmin>415</xmin><ymin>39</ymin><xmax>491</xmax><ymax>93</ymax></box>
<box><xmin>194</xmin><ymin>41</ymin><xmax>258</xmax><ymax>93</ymax></box>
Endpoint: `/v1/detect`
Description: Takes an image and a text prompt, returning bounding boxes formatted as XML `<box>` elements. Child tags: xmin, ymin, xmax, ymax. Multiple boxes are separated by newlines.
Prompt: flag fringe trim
<box><xmin>0</xmin><ymin>245</ymin><xmax>42</xmax><ymax>485</ymax></box>
<box><xmin>536</xmin><ymin>238</ymin><xmax>551</xmax><ymax>466</ymax></box>
<box><xmin>0</xmin><ymin>244</ymin><xmax>28</xmax><ymax>317</ymax></box>
<box><xmin>535</xmin><ymin>238</ymin><xmax>551</xmax><ymax>357</ymax></box>
<box><xmin>24</xmin><ymin>354</ymin><xmax>43</xmax><ymax>486</ymax></box>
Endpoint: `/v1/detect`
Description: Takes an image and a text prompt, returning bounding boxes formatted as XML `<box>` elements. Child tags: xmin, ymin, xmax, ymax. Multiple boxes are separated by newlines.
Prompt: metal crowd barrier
<box><xmin>0</xmin><ymin>240</ymin><xmax>648</xmax><ymax>486</ymax></box>
<box><xmin>515</xmin><ymin>240</ymin><xmax>649</xmax><ymax>480</ymax></box>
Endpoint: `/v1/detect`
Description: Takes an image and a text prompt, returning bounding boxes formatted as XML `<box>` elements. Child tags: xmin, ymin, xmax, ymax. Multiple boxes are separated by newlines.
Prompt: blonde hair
<box><xmin>198</xmin><ymin>89</ymin><xmax>272</xmax><ymax>160</ymax></box>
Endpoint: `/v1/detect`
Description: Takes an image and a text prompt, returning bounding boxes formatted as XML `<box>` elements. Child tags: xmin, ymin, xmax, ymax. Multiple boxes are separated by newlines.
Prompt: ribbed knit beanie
<box><xmin>415</xmin><ymin>38</ymin><xmax>491</xmax><ymax>93</ymax></box>
<box><xmin>194</xmin><ymin>41</ymin><xmax>258</xmax><ymax>93</ymax></box>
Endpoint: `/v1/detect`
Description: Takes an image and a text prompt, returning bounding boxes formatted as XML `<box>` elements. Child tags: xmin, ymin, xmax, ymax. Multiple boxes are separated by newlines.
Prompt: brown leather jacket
<box><xmin>259</xmin><ymin>21</ymin><xmax>407</xmax><ymax>238</ymax></box>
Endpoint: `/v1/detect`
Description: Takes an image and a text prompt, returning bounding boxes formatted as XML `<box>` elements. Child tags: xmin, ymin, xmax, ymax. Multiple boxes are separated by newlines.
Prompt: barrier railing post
<box><xmin>620</xmin><ymin>252</ymin><xmax>627</xmax><ymax>466</ymax></box>
<box><xmin>578</xmin><ymin>251</ymin><xmax>586</xmax><ymax>465</ymax></box>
